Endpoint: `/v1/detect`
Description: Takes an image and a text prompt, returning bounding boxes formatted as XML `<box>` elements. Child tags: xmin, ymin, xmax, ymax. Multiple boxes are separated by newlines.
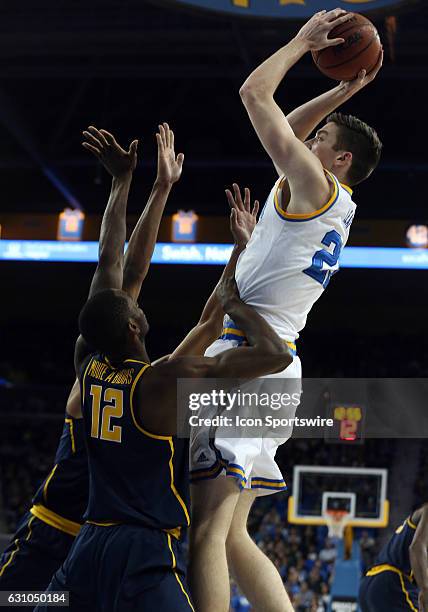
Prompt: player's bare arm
<box><xmin>409</xmin><ymin>504</ymin><xmax>428</xmax><ymax>611</ymax></box>
<box><xmin>239</xmin><ymin>10</ymin><xmax>353</xmax><ymax>213</ymax></box>
<box><xmin>122</xmin><ymin>123</ymin><xmax>184</xmax><ymax>301</ymax></box>
<box><xmin>139</xmin><ymin>269</ymin><xmax>291</xmax><ymax>436</ymax></box>
<box><xmin>286</xmin><ymin>50</ymin><xmax>383</xmax><ymax>147</ymax></box>
<box><xmin>74</xmin><ymin>127</ymin><xmax>137</xmax><ymax>375</ymax></box>
<box><xmin>169</xmin><ymin>184</ymin><xmax>259</xmax><ymax>359</ymax></box>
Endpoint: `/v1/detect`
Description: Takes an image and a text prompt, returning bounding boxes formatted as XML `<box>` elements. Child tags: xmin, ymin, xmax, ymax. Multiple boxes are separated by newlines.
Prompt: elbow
<box><xmin>239</xmin><ymin>82</ymin><xmax>265</xmax><ymax>106</ymax></box>
<box><xmin>261</xmin><ymin>340</ymin><xmax>293</xmax><ymax>373</ymax></box>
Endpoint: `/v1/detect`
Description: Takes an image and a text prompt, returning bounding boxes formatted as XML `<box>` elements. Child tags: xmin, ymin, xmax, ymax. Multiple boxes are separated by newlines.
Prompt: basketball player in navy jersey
<box><xmin>34</xmin><ymin>122</ymin><xmax>290</xmax><ymax>611</ymax></box>
<box><xmin>359</xmin><ymin>504</ymin><xmax>428</xmax><ymax>611</ymax></box>
<box><xmin>0</xmin><ymin>120</ymin><xmax>225</xmax><ymax>597</ymax></box>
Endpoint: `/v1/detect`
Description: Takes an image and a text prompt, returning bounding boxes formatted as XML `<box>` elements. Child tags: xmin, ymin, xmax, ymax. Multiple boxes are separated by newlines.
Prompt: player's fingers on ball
<box><xmin>329</xmin><ymin>37</ymin><xmax>345</xmax><ymax>47</ymax></box>
<box><xmin>83</xmin><ymin>131</ymin><xmax>104</xmax><ymax>150</ymax></box>
<box><xmin>335</xmin><ymin>13</ymin><xmax>353</xmax><ymax>26</ymax></box>
<box><xmin>327</xmin><ymin>7</ymin><xmax>347</xmax><ymax>19</ymax></box>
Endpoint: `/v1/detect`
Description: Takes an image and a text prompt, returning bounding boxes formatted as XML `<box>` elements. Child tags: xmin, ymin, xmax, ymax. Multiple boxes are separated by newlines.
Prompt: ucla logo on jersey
<box><xmin>171</xmin><ymin>0</ymin><xmax>409</xmax><ymax>19</ymax></box>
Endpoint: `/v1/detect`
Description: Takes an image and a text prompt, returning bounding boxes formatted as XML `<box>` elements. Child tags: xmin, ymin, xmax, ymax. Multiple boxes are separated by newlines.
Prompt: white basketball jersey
<box><xmin>234</xmin><ymin>170</ymin><xmax>356</xmax><ymax>342</ymax></box>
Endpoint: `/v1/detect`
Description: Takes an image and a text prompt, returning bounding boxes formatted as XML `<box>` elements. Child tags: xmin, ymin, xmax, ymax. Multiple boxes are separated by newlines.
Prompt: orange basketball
<box><xmin>312</xmin><ymin>13</ymin><xmax>381</xmax><ymax>81</ymax></box>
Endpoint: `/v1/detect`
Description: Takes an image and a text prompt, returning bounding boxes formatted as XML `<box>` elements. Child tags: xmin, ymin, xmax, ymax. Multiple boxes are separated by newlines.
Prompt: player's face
<box><xmin>132</xmin><ymin>301</ymin><xmax>149</xmax><ymax>340</ymax></box>
<box><xmin>308</xmin><ymin>122</ymin><xmax>340</xmax><ymax>170</ymax></box>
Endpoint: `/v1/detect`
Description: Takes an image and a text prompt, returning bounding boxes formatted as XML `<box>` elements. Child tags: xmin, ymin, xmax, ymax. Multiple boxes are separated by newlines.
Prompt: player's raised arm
<box><xmin>239</xmin><ymin>10</ymin><xmax>352</xmax><ymax>209</ymax></box>
<box><xmin>122</xmin><ymin>123</ymin><xmax>184</xmax><ymax>301</ymax></box>
<box><xmin>169</xmin><ymin>184</ymin><xmax>259</xmax><ymax>358</ymax></box>
<box><xmin>286</xmin><ymin>50</ymin><xmax>383</xmax><ymax>145</ymax></box>
<box><xmin>74</xmin><ymin>126</ymin><xmax>137</xmax><ymax>374</ymax></box>
<box><xmin>409</xmin><ymin>505</ymin><xmax>428</xmax><ymax>611</ymax></box>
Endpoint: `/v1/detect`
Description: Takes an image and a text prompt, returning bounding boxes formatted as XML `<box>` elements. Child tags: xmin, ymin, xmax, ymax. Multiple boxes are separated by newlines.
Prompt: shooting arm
<box><xmin>123</xmin><ymin>123</ymin><xmax>184</xmax><ymax>301</ymax></box>
<box><xmin>287</xmin><ymin>48</ymin><xmax>384</xmax><ymax>144</ymax></box>
<box><xmin>287</xmin><ymin>83</ymin><xmax>353</xmax><ymax>143</ymax></box>
<box><xmin>239</xmin><ymin>11</ymin><xmax>350</xmax><ymax>200</ymax></box>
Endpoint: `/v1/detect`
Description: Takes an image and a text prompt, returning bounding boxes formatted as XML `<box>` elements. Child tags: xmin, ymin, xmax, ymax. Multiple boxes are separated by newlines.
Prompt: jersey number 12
<box><xmin>90</xmin><ymin>385</ymin><xmax>123</xmax><ymax>443</ymax></box>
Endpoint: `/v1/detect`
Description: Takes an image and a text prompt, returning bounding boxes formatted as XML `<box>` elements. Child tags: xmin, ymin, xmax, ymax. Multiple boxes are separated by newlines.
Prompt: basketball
<box><xmin>312</xmin><ymin>13</ymin><xmax>381</xmax><ymax>81</ymax></box>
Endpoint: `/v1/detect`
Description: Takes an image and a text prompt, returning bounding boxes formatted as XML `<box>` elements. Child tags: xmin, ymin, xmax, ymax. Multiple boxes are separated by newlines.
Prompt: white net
<box><xmin>325</xmin><ymin>510</ymin><xmax>350</xmax><ymax>539</ymax></box>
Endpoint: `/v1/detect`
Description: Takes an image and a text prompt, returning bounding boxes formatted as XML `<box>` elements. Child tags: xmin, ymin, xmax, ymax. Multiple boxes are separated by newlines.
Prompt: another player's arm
<box><xmin>74</xmin><ymin>127</ymin><xmax>138</xmax><ymax>374</ymax></box>
<box><xmin>122</xmin><ymin>123</ymin><xmax>184</xmax><ymax>301</ymax></box>
<box><xmin>286</xmin><ymin>52</ymin><xmax>383</xmax><ymax>145</ymax></box>
<box><xmin>65</xmin><ymin>378</ymin><xmax>82</xmax><ymax>418</ymax></box>
<box><xmin>141</xmin><ymin>278</ymin><xmax>292</xmax><ymax>435</ymax></box>
<box><xmin>160</xmin><ymin>269</ymin><xmax>292</xmax><ymax>380</ymax></box>
<box><xmin>170</xmin><ymin>185</ymin><xmax>259</xmax><ymax>358</ymax></box>
<box><xmin>239</xmin><ymin>10</ymin><xmax>351</xmax><ymax>211</ymax></box>
<box><xmin>409</xmin><ymin>505</ymin><xmax>428</xmax><ymax>610</ymax></box>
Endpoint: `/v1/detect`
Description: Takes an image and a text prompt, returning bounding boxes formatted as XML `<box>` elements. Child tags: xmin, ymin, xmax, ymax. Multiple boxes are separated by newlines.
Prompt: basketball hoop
<box><xmin>325</xmin><ymin>509</ymin><xmax>350</xmax><ymax>539</ymax></box>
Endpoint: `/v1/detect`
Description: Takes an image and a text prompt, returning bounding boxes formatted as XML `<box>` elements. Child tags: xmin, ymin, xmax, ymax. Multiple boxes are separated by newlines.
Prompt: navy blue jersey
<box><xmin>372</xmin><ymin>516</ymin><xmax>417</xmax><ymax>577</ymax></box>
<box><xmin>31</xmin><ymin>415</ymin><xmax>88</xmax><ymax>536</ymax></box>
<box><xmin>80</xmin><ymin>354</ymin><xmax>190</xmax><ymax>534</ymax></box>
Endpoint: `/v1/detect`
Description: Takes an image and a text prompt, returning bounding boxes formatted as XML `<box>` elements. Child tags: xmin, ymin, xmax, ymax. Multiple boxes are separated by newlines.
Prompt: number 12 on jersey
<box><xmin>90</xmin><ymin>385</ymin><xmax>123</xmax><ymax>443</ymax></box>
<box><xmin>303</xmin><ymin>230</ymin><xmax>343</xmax><ymax>288</ymax></box>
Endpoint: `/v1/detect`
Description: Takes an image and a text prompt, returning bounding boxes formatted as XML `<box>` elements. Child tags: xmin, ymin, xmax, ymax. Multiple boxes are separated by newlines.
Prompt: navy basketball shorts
<box><xmin>35</xmin><ymin>523</ymin><xmax>194</xmax><ymax>612</ymax></box>
<box><xmin>359</xmin><ymin>572</ymin><xmax>419</xmax><ymax>612</ymax></box>
<box><xmin>0</xmin><ymin>511</ymin><xmax>75</xmax><ymax>592</ymax></box>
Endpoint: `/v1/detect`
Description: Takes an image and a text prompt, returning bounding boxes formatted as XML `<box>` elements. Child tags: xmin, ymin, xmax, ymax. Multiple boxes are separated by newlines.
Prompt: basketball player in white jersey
<box><xmin>188</xmin><ymin>10</ymin><xmax>383</xmax><ymax>612</ymax></box>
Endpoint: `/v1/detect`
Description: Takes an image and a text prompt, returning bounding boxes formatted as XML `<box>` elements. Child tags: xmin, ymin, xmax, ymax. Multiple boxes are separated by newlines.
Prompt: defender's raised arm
<box><xmin>122</xmin><ymin>123</ymin><xmax>184</xmax><ymax>301</ymax></box>
<box><xmin>74</xmin><ymin>126</ymin><xmax>138</xmax><ymax>375</ymax></box>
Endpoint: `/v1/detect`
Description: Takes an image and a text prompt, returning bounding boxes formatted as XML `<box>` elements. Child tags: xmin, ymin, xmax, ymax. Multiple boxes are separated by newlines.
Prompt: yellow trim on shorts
<box><xmin>274</xmin><ymin>170</ymin><xmax>338</xmax><ymax>220</ymax></box>
<box><xmin>0</xmin><ymin>516</ymin><xmax>35</xmax><ymax>577</ymax></box>
<box><xmin>366</xmin><ymin>563</ymin><xmax>418</xmax><ymax>610</ymax></box>
<box><xmin>130</xmin><ymin>364</ymin><xmax>191</xmax><ymax>527</ymax></box>
<box><xmin>42</xmin><ymin>464</ymin><xmax>58</xmax><ymax>505</ymax></box>
<box><xmin>220</xmin><ymin>327</ymin><xmax>296</xmax><ymax>352</ymax></box>
<box><xmin>30</xmin><ymin>504</ymin><xmax>82</xmax><ymax>537</ymax></box>
<box><xmin>407</xmin><ymin>517</ymin><xmax>417</xmax><ymax>530</ymax></box>
<box><xmin>398</xmin><ymin>572</ymin><xmax>418</xmax><ymax>611</ymax></box>
<box><xmin>251</xmin><ymin>479</ymin><xmax>286</xmax><ymax>489</ymax></box>
<box><xmin>65</xmin><ymin>418</ymin><xmax>76</xmax><ymax>453</ymax></box>
<box><xmin>167</xmin><ymin>533</ymin><xmax>195</xmax><ymax>611</ymax></box>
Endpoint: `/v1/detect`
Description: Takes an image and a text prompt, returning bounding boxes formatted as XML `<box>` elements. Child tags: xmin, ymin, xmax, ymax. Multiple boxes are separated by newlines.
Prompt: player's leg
<box><xmin>188</xmin><ymin>477</ymin><xmax>241</xmax><ymax>612</ymax></box>
<box><xmin>0</xmin><ymin>513</ymin><xmax>74</xmax><ymax>592</ymax></box>
<box><xmin>226</xmin><ymin>490</ymin><xmax>294</xmax><ymax>612</ymax></box>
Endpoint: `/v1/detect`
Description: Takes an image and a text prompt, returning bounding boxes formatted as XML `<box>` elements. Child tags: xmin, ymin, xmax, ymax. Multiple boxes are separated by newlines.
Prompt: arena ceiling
<box><xmin>0</xmin><ymin>0</ymin><xmax>426</xmax><ymax>217</ymax></box>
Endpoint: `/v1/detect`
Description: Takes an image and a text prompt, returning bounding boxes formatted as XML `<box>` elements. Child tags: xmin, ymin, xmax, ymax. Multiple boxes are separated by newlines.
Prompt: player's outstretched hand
<box><xmin>226</xmin><ymin>183</ymin><xmax>259</xmax><ymax>249</ymax></box>
<box><xmin>82</xmin><ymin>126</ymin><xmax>138</xmax><ymax>179</ymax></box>
<box><xmin>340</xmin><ymin>47</ymin><xmax>384</xmax><ymax>94</ymax></box>
<box><xmin>296</xmin><ymin>9</ymin><xmax>353</xmax><ymax>51</ymax></box>
<box><xmin>156</xmin><ymin>122</ymin><xmax>184</xmax><ymax>186</ymax></box>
